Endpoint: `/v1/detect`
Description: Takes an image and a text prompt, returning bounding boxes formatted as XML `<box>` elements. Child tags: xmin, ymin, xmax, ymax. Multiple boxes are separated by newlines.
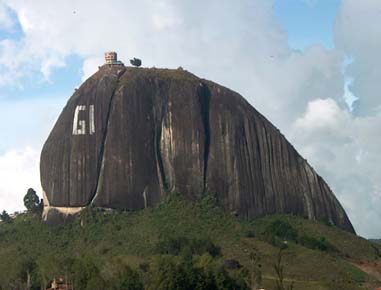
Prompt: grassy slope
<box><xmin>0</xmin><ymin>195</ymin><xmax>380</xmax><ymax>290</ymax></box>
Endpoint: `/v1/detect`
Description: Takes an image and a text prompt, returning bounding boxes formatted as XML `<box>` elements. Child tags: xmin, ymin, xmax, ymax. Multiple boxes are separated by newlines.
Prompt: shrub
<box><xmin>242</xmin><ymin>230</ymin><xmax>255</xmax><ymax>238</ymax></box>
<box><xmin>147</xmin><ymin>256</ymin><xmax>248</xmax><ymax>290</ymax></box>
<box><xmin>298</xmin><ymin>235</ymin><xmax>337</xmax><ymax>252</ymax></box>
<box><xmin>0</xmin><ymin>210</ymin><xmax>12</xmax><ymax>223</ymax></box>
<box><xmin>155</xmin><ymin>237</ymin><xmax>221</xmax><ymax>257</ymax></box>
<box><xmin>263</xmin><ymin>220</ymin><xmax>298</xmax><ymax>247</ymax></box>
<box><xmin>112</xmin><ymin>266</ymin><xmax>143</xmax><ymax>290</ymax></box>
<box><xmin>262</xmin><ymin>219</ymin><xmax>337</xmax><ymax>252</ymax></box>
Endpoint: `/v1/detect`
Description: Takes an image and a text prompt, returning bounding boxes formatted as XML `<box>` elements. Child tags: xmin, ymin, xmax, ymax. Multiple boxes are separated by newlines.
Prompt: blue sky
<box><xmin>0</xmin><ymin>0</ymin><xmax>380</xmax><ymax>238</ymax></box>
<box><xmin>275</xmin><ymin>0</ymin><xmax>341</xmax><ymax>50</ymax></box>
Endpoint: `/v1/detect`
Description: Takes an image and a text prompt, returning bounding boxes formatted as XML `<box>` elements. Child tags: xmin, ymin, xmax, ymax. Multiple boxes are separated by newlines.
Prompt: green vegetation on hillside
<box><xmin>0</xmin><ymin>193</ymin><xmax>380</xmax><ymax>290</ymax></box>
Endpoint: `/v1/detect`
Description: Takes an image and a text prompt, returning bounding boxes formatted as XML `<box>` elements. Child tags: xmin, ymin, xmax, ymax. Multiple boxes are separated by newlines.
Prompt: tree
<box><xmin>248</xmin><ymin>247</ymin><xmax>262</xmax><ymax>290</ymax></box>
<box><xmin>274</xmin><ymin>249</ymin><xmax>294</xmax><ymax>290</ymax></box>
<box><xmin>130</xmin><ymin>58</ymin><xmax>142</xmax><ymax>67</ymax></box>
<box><xmin>68</xmin><ymin>257</ymin><xmax>110</xmax><ymax>290</ymax></box>
<box><xmin>24</xmin><ymin>188</ymin><xmax>43</xmax><ymax>215</ymax></box>
<box><xmin>19</xmin><ymin>257</ymin><xmax>39</xmax><ymax>290</ymax></box>
<box><xmin>114</xmin><ymin>266</ymin><xmax>143</xmax><ymax>290</ymax></box>
<box><xmin>148</xmin><ymin>254</ymin><xmax>248</xmax><ymax>290</ymax></box>
<box><xmin>0</xmin><ymin>210</ymin><xmax>12</xmax><ymax>223</ymax></box>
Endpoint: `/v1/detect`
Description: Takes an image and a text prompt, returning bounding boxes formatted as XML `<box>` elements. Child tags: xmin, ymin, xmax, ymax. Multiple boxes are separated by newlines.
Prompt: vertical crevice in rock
<box><xmin>89</xmin><ymin>70</ymin><xmax>126</xmax><ymax>205</ymax></box>
<box><xmin>240</xmin><ymin>120</ymin><xmax>254</xmax><ymax>218</ymax></box>
<box><xmin>143</xmin><ymin>186</ymin><xmax>148</xmax><ymax>209</ymax></box>
<box><xmin>198</xmin><ymin>83</ymin><xmax>211</xmax><ymax>194</ymax></box>
<box><xmin>155</xmin><ymin>119</ymin><xmax>169</xmax><ymax>192</ymax></box>
<box><xmin>252</xmin><ymin>118</ymin><xmax>266</xmax><ymax>212</ymax></box>
<box><xmin>262</xmin><ymin>125</ymin><xmax>275</xmax><ymax>211</ymax></box>
<box><xmin>315</xmin><ymin>175</ymin><xmax>327</xmax><ymax>215</ymax></box>
<box><xmin>153</xmin><ymin>80</ymin><xmax>169</xmax><ymax>195</ymax></box>
<box><xmin>301</xmin><ymin>162</ymin><xmax>315</xmax><ymax>220</ymax></box>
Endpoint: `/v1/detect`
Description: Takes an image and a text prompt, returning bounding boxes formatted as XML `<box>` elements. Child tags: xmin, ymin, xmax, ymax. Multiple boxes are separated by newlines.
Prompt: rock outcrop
<box><xmin>40</xmin><ymin>65</ymin><xmax>355</xmax><ymax>233</ymax></box>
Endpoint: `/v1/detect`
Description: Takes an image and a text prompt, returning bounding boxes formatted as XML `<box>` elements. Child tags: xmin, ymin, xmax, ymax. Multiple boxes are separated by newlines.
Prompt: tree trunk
<box><xmin>26</xmin><ymin>270</ymin><xmax>31</xmax><ymax>290</ymax></box>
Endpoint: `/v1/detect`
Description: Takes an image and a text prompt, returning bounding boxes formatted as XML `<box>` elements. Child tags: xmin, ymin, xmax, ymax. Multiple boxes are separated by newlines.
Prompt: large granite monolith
<box><xmin>40</xmin><ymin>65</ymin><xmax>355</xmax><ymax>233</ymax></box>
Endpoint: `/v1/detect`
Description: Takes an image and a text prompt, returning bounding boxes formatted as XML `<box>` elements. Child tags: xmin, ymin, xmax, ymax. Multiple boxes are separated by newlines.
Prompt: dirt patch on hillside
<box><xmin>353</xmin><ymin>260</ymin><xmax>381</xmax><ymax>290</ymax></box>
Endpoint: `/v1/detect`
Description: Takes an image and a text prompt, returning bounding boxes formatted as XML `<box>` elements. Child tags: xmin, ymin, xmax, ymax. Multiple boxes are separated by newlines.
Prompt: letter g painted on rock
<box><xmin>73</xmin><ymin>105</ymin><xmax>95</xmax><ymax>135</ymax></box>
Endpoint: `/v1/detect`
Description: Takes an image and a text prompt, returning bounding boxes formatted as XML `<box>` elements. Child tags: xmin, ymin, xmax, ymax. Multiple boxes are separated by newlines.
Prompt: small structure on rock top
<box><xmin>104</xmin><ymin>51</ymin><xmax>124</xmax><ymax>65</ymax></box>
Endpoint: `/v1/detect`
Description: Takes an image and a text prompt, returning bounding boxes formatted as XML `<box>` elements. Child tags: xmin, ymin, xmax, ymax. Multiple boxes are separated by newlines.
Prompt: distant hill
<box><xmin>0</xmin><ymin>194</ymin><xmax>380</xmax><ymax>290</ymax></box>
<box><xmin>370</xmin><ymin>239</ymin><xmax>381</xmax><ymax>245</ymax></box>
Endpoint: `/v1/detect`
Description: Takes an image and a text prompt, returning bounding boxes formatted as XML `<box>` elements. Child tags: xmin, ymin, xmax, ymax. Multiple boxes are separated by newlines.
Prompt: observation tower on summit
<box><xmin>104</xmin><ymin>51</ymin><xmax>124</xmax><ymax>66</ymax></box>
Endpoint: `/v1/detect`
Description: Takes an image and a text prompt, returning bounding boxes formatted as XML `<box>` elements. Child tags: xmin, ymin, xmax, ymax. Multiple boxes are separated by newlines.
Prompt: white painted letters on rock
<box><xmin>72</xmin><ymin>105</ymin><xmax>95</xmax><ymax>135</ymax></box>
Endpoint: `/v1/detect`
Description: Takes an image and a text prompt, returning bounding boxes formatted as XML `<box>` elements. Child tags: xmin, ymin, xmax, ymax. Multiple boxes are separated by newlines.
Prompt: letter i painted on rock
<box><xmin>73</xmin><ymin>105</ymin><xmax>95</xmax><ymax>135</ymax></box>
<box><xmin>89</xmin><ymin>105</ymin><xmax>95</xmax><ymax>135</ymax></box>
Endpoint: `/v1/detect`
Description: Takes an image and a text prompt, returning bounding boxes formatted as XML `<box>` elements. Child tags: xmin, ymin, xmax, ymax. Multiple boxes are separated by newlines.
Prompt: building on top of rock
<box><xmin>104</xmin><ymin>51</ymin><xmax>124</xmax><ymax>66</ymax></box>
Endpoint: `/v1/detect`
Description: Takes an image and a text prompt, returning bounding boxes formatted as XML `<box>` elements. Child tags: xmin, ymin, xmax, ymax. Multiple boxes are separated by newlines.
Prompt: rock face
<box><xmin>40</xmin><ymin>66</ymin><xmax>355</xmax><ymax>233</ymax></box>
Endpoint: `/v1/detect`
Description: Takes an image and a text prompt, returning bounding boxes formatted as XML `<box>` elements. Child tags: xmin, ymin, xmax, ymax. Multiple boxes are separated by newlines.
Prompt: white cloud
<box><xmin>286</xmin><ymin>0</ymin><xmax>381</xmax><ymax>237</ymax></box>
<box><xmin>0</xmin><ymin>39</ymin><xmax>27</xmax><ymax>87</ymax></box>
<box><xmin>335</xmin><ymin>0</ymin><xmax>381</xmax><ymax>116</ymax></box>
<box><xmin>151</xmin><ymin>1</ymin><xmax>182</xmax><ymax>31</ymax></box>
<box><xmin>1</xmin><ymin>0</ymin><xmax>343</xmax><ymax>128</ymax></box>
<box><xmin>0</xmin><ymin>146</ymin><xmax>40</xmax><ymax>213</ymax></box>
<box><xmin>0</xmin><ymin>2</ymin><xmax>14</xmax><ymax>29</ymax></box>
<box><xmin>0</xmin><ymin>98</ymin><xmax>64</xmax><ymax>213</ymax></box>
<box><xmin>81</xmin><ymin>56</ymin><xmax>103</xmax><ymax>83</ymax></box>
<box><xmin>295</xmin><ymin>98</ymin><xmax>351</xmax><ymax>132</ymax></box>
<box><xmin>40</xmin><ymin>54</ymin><xmax>66</xmax><ymax>81</ymax></box>
<box><xmin>290</xmin><ymin>98</ymin><xmax>381</xmax><ymax>237</ymax></box>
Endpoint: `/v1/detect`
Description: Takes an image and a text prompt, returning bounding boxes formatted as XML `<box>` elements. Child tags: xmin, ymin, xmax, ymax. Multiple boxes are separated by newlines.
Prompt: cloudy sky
<box><xmin>0</xmin><ymin>0</ymin><xmax>380</xmax><ymax>238</ymax></box>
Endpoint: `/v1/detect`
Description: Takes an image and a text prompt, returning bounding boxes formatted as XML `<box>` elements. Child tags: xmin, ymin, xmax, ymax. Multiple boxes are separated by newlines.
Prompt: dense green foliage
<box><xmin>23</xmin><ymin>188</ymin><xmax>43</xmax><ymax>216</ymax></box>
<box><xmin>0</xmin><ymin>210</ymin><xmax>11</xmax><ymax>223</ymax></box>
<box><xmin>155</xmin><ymin>236</ymin><xmax>221</xmax><ymax>257</ymax></box>
<box><xmin>261</xmin><ymin>219</ymin><xmax>338</xmax><ymax>252</ymax></box>
<box><xmin>0</xmin><ymin>193</ymin><xmax>380</xmax><ymax>290</ymax></box>
<box><xmin>147</xmin><ymin>254</ymin><xmax>248</xmax><ymax>290</ymax></box>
